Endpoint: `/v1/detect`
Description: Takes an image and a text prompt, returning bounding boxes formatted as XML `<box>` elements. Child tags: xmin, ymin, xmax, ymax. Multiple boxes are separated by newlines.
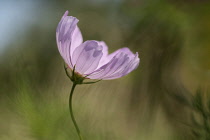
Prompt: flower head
<box><xmin>56</xmin><ymin>11</ymin><xmax>140</xmax><ymax>82</ymax></box>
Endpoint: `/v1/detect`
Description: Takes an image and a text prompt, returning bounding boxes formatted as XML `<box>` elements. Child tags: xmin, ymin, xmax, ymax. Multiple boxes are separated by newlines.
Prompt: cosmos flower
<box><xmin>56</xmin><ymin>11</ymin><xmax>140</xmax><ymax>81</ymax></box>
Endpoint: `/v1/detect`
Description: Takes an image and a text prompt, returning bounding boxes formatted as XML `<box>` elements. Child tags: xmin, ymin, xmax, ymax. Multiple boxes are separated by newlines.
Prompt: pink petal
<box><xmin>88</xmin><ymin>50</ymin><xmax>139</xmax><ymax>80</ymax></box>
<box><xmin>56</xmin><ymin>11</ymin><xmax>83</xmax><ymax>69</ymax></box>
<box><xmin>104</xmin><ymin>53</ymin><xmax>140</xmax><ymax>79</ymax></box>
<box><xmin>72</xmin><ymin>41</ymin><xmax>103</xmax><ymax>74</ymax></box>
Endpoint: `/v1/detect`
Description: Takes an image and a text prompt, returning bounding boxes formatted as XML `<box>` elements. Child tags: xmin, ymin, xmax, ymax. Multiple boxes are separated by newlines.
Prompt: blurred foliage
<box><xmin>0</xmin><ymin>0</ymin><xmax>210</xmax><ymax>140</ymax></box>
<box><xmin>191</xmin><ymin>90</ymin><xmax>210</xmax><ymax>139</ymax></box>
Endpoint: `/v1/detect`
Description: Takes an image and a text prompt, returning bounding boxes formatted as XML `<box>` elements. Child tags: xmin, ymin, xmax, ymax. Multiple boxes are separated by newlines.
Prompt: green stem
<box><xmin>69</xmin><ymin>83</ymin><xmax>83</xmax><ymax>140</ymax></box>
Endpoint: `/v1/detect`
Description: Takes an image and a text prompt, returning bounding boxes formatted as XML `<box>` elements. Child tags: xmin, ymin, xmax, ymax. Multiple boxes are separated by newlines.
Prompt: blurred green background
<box><xmin>0</xmin><ymin>0</ymin><xmax>210</xmax><ymax>140</ymax></box>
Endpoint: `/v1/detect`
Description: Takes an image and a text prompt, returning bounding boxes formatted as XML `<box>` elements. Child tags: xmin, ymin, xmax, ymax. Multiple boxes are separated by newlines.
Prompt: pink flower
<box><xmin>56</xmin><ymin>11</ymin><xmax>140</xmax><ymax>80</ymax></box>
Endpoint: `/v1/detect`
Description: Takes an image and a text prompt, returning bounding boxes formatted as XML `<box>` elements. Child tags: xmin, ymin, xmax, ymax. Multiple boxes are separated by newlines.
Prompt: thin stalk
<box><xmin>69</xmin><ymin>83</ymin><xmax>83</xmax><ymax>140</ymax></box>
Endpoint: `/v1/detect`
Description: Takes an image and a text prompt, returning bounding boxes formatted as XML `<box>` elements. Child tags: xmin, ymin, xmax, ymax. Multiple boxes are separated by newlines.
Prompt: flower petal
<box><xmin>97</xmin><ymin>41</ymin><xmax>109</xmax><ymax>68</ymax></box>
<box><xmin>88</xmin><ymin>50</ymin><xmax>139</xmax><ymax>80</ymax></box>
<box><xmin>72</xmin><ymin>41</ymin><xmax>103</xmax><ymax>74</ymax></box>
<box><xmin>70</xmin><ymin>26</ymin><xmax>83</xmax><ymax>56</ymax></box>
<box><xmin>56</xmin><ymin>11</ymin><xmax>83</xmax><ymax>69</ymax></box>
<box><xmin>103</xmin><ymin>53</ymin><xmax>140</xmax><ymax>79</ymax></box>
<box><xmin>87</xmin><ymin>53</ymin><xmax>125</xmax><ymax>79</ymax></box>
<box><xmin>98</xmin><ymin>47</ymin><xmax>135</xmax><ymax>68</ymax></box>
<box><xmin>98</xmin><ymin>41</ymin><xmax>108</xmax><ymax>56</ymax></box>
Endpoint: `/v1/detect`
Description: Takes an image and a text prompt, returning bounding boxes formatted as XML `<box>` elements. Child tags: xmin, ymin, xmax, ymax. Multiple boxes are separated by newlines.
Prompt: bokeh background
<box><xmin>0</xmin><ymin>0</ymin><xmax>210</xmax><ymax>140</ymax></box>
